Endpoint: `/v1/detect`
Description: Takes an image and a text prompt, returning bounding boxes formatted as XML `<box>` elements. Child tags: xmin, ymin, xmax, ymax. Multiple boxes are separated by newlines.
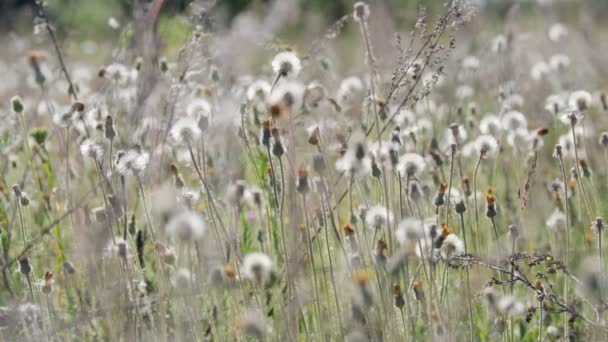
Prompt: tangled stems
<box><xmin>472</xmin><ymin>150</ymin><xmax>485</xmax><ymax>253</ymax></box>
<box><xmin>458</xmin><ymin>212</ymin><xmax>474</xmax><ymax>341</ymax></box>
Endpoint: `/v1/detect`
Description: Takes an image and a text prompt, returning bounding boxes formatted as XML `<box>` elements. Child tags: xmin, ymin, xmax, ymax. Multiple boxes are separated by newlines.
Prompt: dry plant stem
<box><xmin>187</xmin><ymin>143</ymin><xmax>229</xmax><ymax>257</ymax></box>
<box><xmin>25</xmin><ymin>273</ymin><xmax>35</xmax><ymax>302</ymax></box>
<box><xmin>320</xmin><ymin>192</ymin><xmax>345</xmax><ymax>338</ymax></box>
<box><xmin>39</xmin><ymin>7</ymin><xmax>78</xmax><ymax>101</ymax></box>
<box><xmin>599</xmin><ymin>229</ymin><xmax>605</xmax><ymax>302</ymax></box>
<box><xmin>472</xmin><ymin>151</ymin><xmax>484</xmax><ymax>252</ymax></box>
<box><xmin>445</xmin><ymin>146</ymin><xmax>456</xmax><ymax>225</ymax></box>
<box><xmin>266</xmin><ymin>145</ymin><xmax>280</xmax><ymax>209</ymax></box>
<box><xmin>459</xmin><ymin>212</ymin><xmax>475</xmax><ymax>342</ymax></box>
<box><xmin>538</xmin><ymin>301</ymin><xmax>543</xmax><ymax>342</ymax></box>
<box><xmin>135</xmin><ymin>175</ymin><xmax>156</xmax><ymax>241</ymax></box>
<box><xmin>301</xmin><ymin>194</ymin><xmax>324</xmax><ymax>336</ymax></box>
<box><xmin>16</xmin><ymin>200</ymin><xmax>28</xmax><ymax>249</ymax></box>
<box><xmin>557</xmin><ymin>151</ymin><xmax>572</xmax><ymax>337</ymax></box>
<box><xmin>570</xmin><ymin>123</ymin><xmax>593</xmax><ymax>219</ymax></box>
<box><xmin>94</xmin><ymin>159</ymin><xmax>117</xmax><ymax>243</ymax></box>
<box><xmin>356</xmin><ymin>19</ymin><xmax>394</xmax><ymax>334</ymax></box>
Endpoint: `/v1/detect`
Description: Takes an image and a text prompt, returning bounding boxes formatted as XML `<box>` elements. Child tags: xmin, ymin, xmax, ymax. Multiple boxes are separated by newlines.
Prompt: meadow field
<box><xmin>1</xmin><ymin>0</ymin><xmax>608</xmax><ymax>340</ymax></box>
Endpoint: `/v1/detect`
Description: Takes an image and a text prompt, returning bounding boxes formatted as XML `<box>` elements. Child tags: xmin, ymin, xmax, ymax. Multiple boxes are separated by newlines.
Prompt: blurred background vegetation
<box><xmin>1</xmin><ymin>0</ymin><xmax>608</xmax><ymax>42</ymax></box>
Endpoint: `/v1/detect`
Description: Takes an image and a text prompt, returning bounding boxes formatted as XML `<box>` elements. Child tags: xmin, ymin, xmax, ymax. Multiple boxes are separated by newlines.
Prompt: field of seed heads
<box><xmin>1</xmin><ymin>0</ymin><xmax>608</xmax><ymax>341</ymax></box>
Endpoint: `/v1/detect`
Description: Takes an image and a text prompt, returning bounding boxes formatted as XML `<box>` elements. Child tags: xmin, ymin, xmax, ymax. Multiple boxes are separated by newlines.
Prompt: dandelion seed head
<box><xmin>271</xmin><ymin>51</ymin><xmax>302</xmax><ymax>78</ymax></box>
<box><xmin>365</xmin><ymin>205</ymin><xmax>393</xmax><ymax>230</ymax></box>
<box><xmin>80</xmin><ymin>139</ymin><xmax>104</xmax><ymax>160</ymax></box>
<box><xmin>337</xmin><ymin>76</ymin><xmax>365</xmax><ymax>107</ymax></box>
<box><xmin>104</xmin><ymin>238</ymin><xmax>130</xmax><ymax>260</ymax></box>
<box><xmin>166</xmin><ymin>210</ymin><xmax>206</xmax><ymax>242</ymax></box>
<box><xmin>548</xmin><ymin>23</ymin><xmax>568</xmax><ymax>42</ymax></box>
<box><xmin>353</xmin><ymin>2</ymin><xmax>370</xmax><ymax>22</ymax></box>
<box><xmin>501</xmin><ymin>110</ymin><xmax>528</xmax><ymax>131</ymax></box>
<box><xmin>242</xmin><ymin>252</ymin><xmax>273</xmax><ymax>284</ymax></box>
<box><xmin>170</xmin><ymin>116</ymin><xmax>202</xmax><ymax>145</ymax></box>
<box><xmin>491</xmin><ymin>34</ymin><xmax>507</xmax><ymax>53</ymax></box>
<box><xmin>462</xmin><ymin>55</ymin><xmax>480</xmax><ymax>70</ymax></box>
<box><xmin>397</xmin><ymin>153</ymin><xmax>426</xmax><ymax>177</ymax></box>
<box><xmin>497</xmin><ymin>296</ymin><xmax>525</xmax><ymax>315</ymax></box>
<box><xmin>455</xmin><ymin>85</ymin><xmax>474</xmax><ymax>100</ymax></box>
<box><xmin>530</xmin><ymin>61</ymin><xmax>550</xmax><ymax>81</ymax></box>
<box><xmin>474</xmin><ymin>134</ymin><xmax>499</xmax><ymax>157</ymax></box>
<box><xmin>440</xmin><ymin>234</ymin><xmax>464</xmax><ymax>258</ymax></box>
<box><xmin>546</xmin><ymin>208</ymin><xmax>567</xmax><ymax>229</ymax></box>
<box><xmin>268</xmin><ymin>81</ymin><xmax>304</xmax><ymax>118</ymax></box>
<box><xmin>186</xmin><ymin>98</ymin><xmax>212</xmax><ymax>120</ymax></box>
<box><xmin>234</xmin><ymin>308</ymin><xmax>270</xmax><ymax>339</ymax></box>
<box><xmin>170</xmin><ymin>268</ymin><xmax>193</xmax><ymax>289</ymax></box>
<box><xmin>335</xmin><ymin>135</ymin><xmax>372</xmax><ymax>177</ymax></box>
<box><xmin>246</xmin><ymin>80</ymin><xmax>271</xmax><ymax>103</ymax></box>
<box><xmin>115</xmin><ymin>149</ymin><xmax>149</xmax><ymax>176</ymax></box>
<box><xmin>545</xmin><ymin>93</ymin><xmax>567</xmax><ymax>115</ymax></box>
<box><xmin>568</xmin><ymin>90</ymin><xmax>592</xmax><ymax>112</ymax></box>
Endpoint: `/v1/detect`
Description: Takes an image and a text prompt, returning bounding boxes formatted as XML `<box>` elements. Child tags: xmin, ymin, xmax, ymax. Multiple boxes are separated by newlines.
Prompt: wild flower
<box><xmin>530</xmin><ymin>61</ymin><xmax>550</xmax><ymax>81</ymax></box>
<box><xmin>395</xmin><ymin>218</ymin><xmax>427</xmax><ymax>252</ymax></box>
<box><xmin>165</xmin><ymin>210</ymin><xmax>206</xmax><ymax>242</ymax></box>
<box><xmin>497</xmin><ymin>296</ymin><xmax>525</xmax><ymax>315</ymax></box>
<box><xmin>171</xmin><ymin>268</ymin><xmax>193</xmax><ymax>289</ymax></box>
<box><xmin>491</xmin><ymin>34</ymin><xmax>507</xmax><ymax>53</ymax></box>
<box><xmin>591</xmin><ymin>217</ymin><xmax>604</xmax><ymax>233</ymax></box>
<box><xmin>473</xmin><ymin>134</ymin><xmax>499</xmax><ymax>157</ymax></box>
<box><xmin>271</xmin><ymin>51</ymin><xmax>302</xmax><ymax>78</ymax></box>
<box><xmin>352</xmin><ymin>2</ymin><xmax>370</xmax><ymax>23</ymax></box>
<box><xmin>335</xmin><ymin>135</ymin><xmax>372</xmax><ymax>178</ymax></box>
<box><xmin>393</xmin><ymin>109</ymin><xmax>416</xmax><ymax>127</ymax></box>
<box><xmin>444</xmin><ymin>124</ymin><xmax>468</xmax><ymax>147</ymax></box>
<box><xmin>568</xmin><ymin>90</ymin><xmax>593</xmax><ymax>111</ymax></box>
<box><xmin>545</xmin><ymin>93</ymin><xmax>567</xmax><ymax>115</ymax></box>
<box><xmin>337</xmin><ymin>76</ymin><xmax>365</xmax><ymax>107</ymax></box>
<box><xmin>115</xmin><ymin>148</ymin><xmax>150</xmax><ymax>176</ymax></box>
<box><xmin>268</xmin><ymin>81</ymin><xmax>304</xmax><ymax>118</ymax></box>
<box><xmin>599</xmin><ymin>132</ymin><xmax>608</xmax><ymax>146</ymax></box>
<box><xmin>186</xmin><ymin>98</ymin><xmax>212</xmax><ymax>121</ymax></box>
<box><xmin>501</xmin><ymin>110</ymin><xmax>528</xmax><ymax>131</ymax></box>
<box><xmin>397</xmin><ymin>153</ymin><xmax>426</xmax><ymax>178</ymax></box>
<box><xmin>455</xmin><ymin>85</ymin><xmax>475</xmax><ymax>100</ymax></box>
<box><xmin>304</xmin><ymin>81</ymin><xmax>326</xmax><ymax>109</ymax></box>
<box><xmin>242</xmin><ymin>252</ymin><xmax>274</xmax><ymax>284</ymax></box>
<box><xmin>170</xmin><ymin>116</ymin><xmax>202</xmax><ymax>145</ymax></box>
<box><xmin>546</xmin><ymin>208</ymin><xmax>567</xmax><ymax>230</ymax></box>
<box><xmin>440</xmin><ymin>233</ymin><xmax>465</xmax><ymax>258</ymax></box>
<box><xmin>101</xmin><ymin>63</ymin><xmax>130</xmax><ymax>84</ymax></box>
<box><xmin>246</xmin><ymin>80</ymin><xmax>271</xmax><ymax>104</ymax></box>
<box><xmin>365</xmin><ymin>205</ymin><xmax>393</xmax><ymax>230</ymax></box>
<box><xmin>548</xmin><ymin>23</ymin><xmax>568</xmax><ymax>42</ymax></box>
<box><xmin>296</xmin><ymin>164</ymin><xmax>310</xmax><ymax>194</ymax></box>
<box><xmin>408</xmin><ymin>180</ymin><xmax>424</xmax><ymax>202</ymax></box>
<box><xmin>80</xmin><ymin>138</ymin><xmax>104</xmax><ymax>161</ymax></box>
<box><xmin>478</xmin><ymin>114</ymin><xmax>500</xmax><ymax>135</ymax></box>
<box><xmin>462</xmin><ymin>55</ymin><xmax>480</xmax><ymax>71</ymax></box>
<box><xmin>244</xmin><ymin>186</ymin><xmax>264</xmax><ymax>209</ymax></box>
<box><xmin>234</xmin><ymin>309</ymin><xmax>270</xmax><ymax>339</ymax></box>
<box><xmin>104</xmin><ymin>238</ymin><xmax>130</xmax><ymax>260</ymax></box>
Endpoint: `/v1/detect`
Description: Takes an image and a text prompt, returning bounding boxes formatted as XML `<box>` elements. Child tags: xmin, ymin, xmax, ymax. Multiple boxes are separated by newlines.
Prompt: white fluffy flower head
<box><xmin>243</xmin><ymin>252</ymin><xmax>274</xmax><ymax>284</ymax></box>
<box><xmin>365</xmin><ymin>205</ymin><xmax>393</xmax><ymax>230</ymax></box>
<box><xmin>166</xmin><ymin>210</ymin><xmax>206</xmax><ymax>242</ymax></box>
<box><xmin>170</xmin><ymin>117</ymin><xmax>202</xmax><ymax>145</ymax></box>
<box><xmin>271</xmin><ymin>51</ymin><xmax>302</xmax><ymax>78</ymax></box>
